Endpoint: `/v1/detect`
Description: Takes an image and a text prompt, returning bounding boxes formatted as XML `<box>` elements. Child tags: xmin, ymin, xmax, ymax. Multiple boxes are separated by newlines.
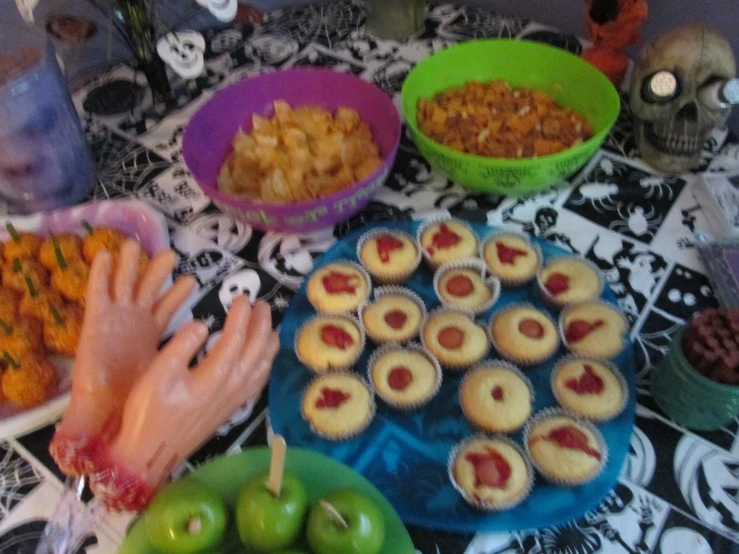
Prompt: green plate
<box><xmin>401</xmin><ymin>39</ymin><xmax>620</xmax><ymax>195</ymax></box>
<box><xmin>119</xmin><ymin>447</ymin><xmax>415</xmax><ymax>554</ymax></box>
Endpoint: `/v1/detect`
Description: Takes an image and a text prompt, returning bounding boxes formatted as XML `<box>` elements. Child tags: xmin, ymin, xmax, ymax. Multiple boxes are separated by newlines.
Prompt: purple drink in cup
<box><xmin>0</xmin><ymin>28</ymin><xmax>96</xmax><ymax>213</ymax></box>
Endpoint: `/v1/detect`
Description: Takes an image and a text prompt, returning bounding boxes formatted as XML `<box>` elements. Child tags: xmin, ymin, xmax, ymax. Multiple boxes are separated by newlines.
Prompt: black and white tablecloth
<box><xmin>3</xmin><ymin>2</ymin><xmax>739</xmax><ymax>553</ymax></box>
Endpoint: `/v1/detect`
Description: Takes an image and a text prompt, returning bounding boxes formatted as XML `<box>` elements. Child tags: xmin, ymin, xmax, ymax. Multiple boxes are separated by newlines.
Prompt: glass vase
<box><xmin>116</xmin><ymin>0</ymin><xmax>172</xmax><ymax>106</ymax></box>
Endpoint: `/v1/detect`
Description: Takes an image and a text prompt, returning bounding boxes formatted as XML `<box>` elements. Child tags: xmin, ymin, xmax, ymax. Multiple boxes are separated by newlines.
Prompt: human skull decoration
<box><xmin>630</xmin><ymin>24</ymin><xmax>736</xmax><ymax>174</ymax></box>
<box><xmin>157</xmin><ymin>31</ymin><xmax>206</xmax><ymax>80</ymax></box>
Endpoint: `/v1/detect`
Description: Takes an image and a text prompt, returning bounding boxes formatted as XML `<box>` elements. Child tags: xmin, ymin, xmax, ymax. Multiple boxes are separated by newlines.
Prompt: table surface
<box><xmin>2</xmin><ymin>2</ymin><xmax>739</xmax><ymax>553</ymax></box>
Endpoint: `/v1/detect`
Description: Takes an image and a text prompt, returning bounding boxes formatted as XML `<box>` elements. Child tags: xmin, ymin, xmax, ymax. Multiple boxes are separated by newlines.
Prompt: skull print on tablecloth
<box><xmin>196</xmin><ymin>0</ymin><xmax>238</xmax><ymax>22</ymax></box>
<box><xmin>629</xmin><ymin>25</ymin><xmax>737</xmax><ymax>174</ymax></box>
<box><xmin>157</xmin><ymin>31</ymin><xmax>206</xmax><ymax>79</ymax></box>
<box><xmin>219</xmin><ymin>269</ymin><xmax>262</xmax><ymax>310</ymax></box>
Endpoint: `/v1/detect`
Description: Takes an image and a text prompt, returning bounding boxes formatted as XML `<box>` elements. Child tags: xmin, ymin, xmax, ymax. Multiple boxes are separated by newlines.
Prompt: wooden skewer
<box><xmin>267</xmin><ymin>435</ymin><xmax>287</xmax><ymax>498</ymax></box>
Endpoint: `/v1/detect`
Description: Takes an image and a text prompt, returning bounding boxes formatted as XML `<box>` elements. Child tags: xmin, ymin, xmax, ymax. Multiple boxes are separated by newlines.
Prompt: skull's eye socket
<box><xmin>641</xmin><ymin>71</ymin><xmax>680</xmax><ymax>104</ymax></box>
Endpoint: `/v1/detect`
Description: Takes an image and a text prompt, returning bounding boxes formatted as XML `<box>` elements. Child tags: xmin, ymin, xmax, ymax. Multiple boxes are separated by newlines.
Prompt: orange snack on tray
<box><xmin>2</xmin><ymin>353</ymin><xmax>58</xmax><ymax>408</ymax></box>
<box><xmin>417</xmin><ymin>80</ymin><xmax>592</xmax><ymax>159</ymax></box>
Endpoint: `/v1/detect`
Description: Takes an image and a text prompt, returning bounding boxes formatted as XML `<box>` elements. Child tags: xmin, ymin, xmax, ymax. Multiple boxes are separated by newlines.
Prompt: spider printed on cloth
<box><xmin>565</xmin><ymin>156</ymin><xmax>685</xmax><ymax>244</ymax></box>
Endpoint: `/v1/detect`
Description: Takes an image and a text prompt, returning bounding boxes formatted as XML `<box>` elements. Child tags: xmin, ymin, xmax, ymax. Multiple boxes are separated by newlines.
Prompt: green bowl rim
<box><xmin>667</xmin><ymin>327</ymin><xmax>739</xmax><ymax>392</ymax></box>
<box><xmin>400</xmin><ymin>38</ymin><xmax>621</xmax><ymax>167</ymax></box>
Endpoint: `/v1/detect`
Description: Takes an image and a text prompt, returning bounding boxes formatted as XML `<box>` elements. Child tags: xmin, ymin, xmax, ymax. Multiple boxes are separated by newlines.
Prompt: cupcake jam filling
<box><xmin>376</xmin><ymin>234</ymin><xmax>404</xmax><ymax>263</ymax></box>
<box><xmin>446</xmin><ymin>274</ymin><xmax>474</xmax><ymax>297</ymax></box>
<box><xmin>465</xmin><ymin>447</ymin><xmax>512</xmax><ymax>488</ymax></box>
<box><xmin>491</xmin><ymin>385</ymin><xmax>504</xmax><ymax>400</ymax></box>
<box><xmin>388</xmin><ymin>366</ymin><xmax>413</xmax><ymax>391</ymax></box>
<box><xmin>320</xmin><ymin>324</ymin><xmax>355</xmax><ymax>349</ymax></box>
<box><xmin>544</xmin><ymin>272</ymin><xmax>570</xmax><ymax>295</ymax></box>
<box><xmin>322</xmin><ymin>271</ymin><xmax>360</xmax><ymax>294</ymax></box>
<box><xmin>315</xmin><ymin>387</ymin><xmax>350</xmax><ymax>409</ymax></box>
<box><xmin>565</xmin><ymin>364</ymin><xmax>605</xmax><ymax>394</ymax></box>
<box><xmin>531</xmin><ymin>425</ymin><xmax>602</xmax><ymax>460</ymax></box>
<box><xmin>518</xmin><ymin>319</ymin><xmax>544</xmax><ymax>339</ymax></box>
<box><xmin>438</xmin><ymin>326</ymin><xmax>465</xmax><ymax>349</ymax></box>
<box><xmin>427</xmin><ymin>223</ymin><xmax>461</xmax><ymax>255</ymax></box>
<box><xmin>496</xmin><ymin>242</ymin><xmax>528</xmax><ymax>264</ymax></box>
<box><xmin>565</xmin><ymin>319</ymin><xmax>605</xmax><ymax>343</ymax></box>
<box><xmin>384</xmin><ymin>309</ymin><xmax>407</xmax><ymax>329</ymax></box>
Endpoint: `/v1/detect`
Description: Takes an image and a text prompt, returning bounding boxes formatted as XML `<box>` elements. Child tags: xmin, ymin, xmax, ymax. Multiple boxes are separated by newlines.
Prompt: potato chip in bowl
<box><xmin>218</xmin><ymin>100</ymin><xmax>384</xmax><ymax>204</ymax></box>
<box><xmin>182</xmin><ymin>69</ymin><xmax>401</xmax><ymax>233</ymax></box>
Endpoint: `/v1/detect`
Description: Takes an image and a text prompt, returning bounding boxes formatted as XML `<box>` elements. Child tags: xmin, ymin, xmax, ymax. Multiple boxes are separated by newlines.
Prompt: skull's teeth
<box><xmin>644</xmin><ymin>124</ymin><xmax>700</xmax><ymax>156</ymax></box>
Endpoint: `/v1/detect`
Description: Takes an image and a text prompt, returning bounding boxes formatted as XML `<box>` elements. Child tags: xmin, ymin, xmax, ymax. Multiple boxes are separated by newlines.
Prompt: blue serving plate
<box><xmin>269</xmin><ymin>220</ymin><xmax>636</xmax><ymax>533</ymax></box>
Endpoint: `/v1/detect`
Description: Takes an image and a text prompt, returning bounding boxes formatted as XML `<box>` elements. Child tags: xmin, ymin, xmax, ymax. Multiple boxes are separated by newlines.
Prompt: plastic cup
<box><xmin>0</xmin><ymin>28</ymin><xmax>96</xmax><ymax>213</ymax></box>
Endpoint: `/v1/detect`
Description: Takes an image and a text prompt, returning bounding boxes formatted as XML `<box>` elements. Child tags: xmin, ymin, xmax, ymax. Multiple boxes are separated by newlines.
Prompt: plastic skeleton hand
<box><xmin>90</xmin><ymin>297</ymin><xmax>278</xmax><ymax>512</ymax></box>
<box><xmin>50</xmin><ymin>241</ymin><xmax>196</xmax><ymax>475</ymax></box>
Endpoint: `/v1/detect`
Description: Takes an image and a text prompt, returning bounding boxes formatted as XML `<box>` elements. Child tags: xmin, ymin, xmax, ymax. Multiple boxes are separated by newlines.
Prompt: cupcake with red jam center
<box><xmin>489</xmin><ymin>304</ymin><xmax>559</xmax><ymax>366</ymax></box>
<box><xmin>358</xmin><ymin>229</ymin><xmax>420</xmax><ymax>284</ymax></box>
<box><xmin>418</xmin><ymin>219</ymin><xmax>478</xmax><ymax>269</ymax></box>
<box><xmin>450</xmin><ymin>436</ymin><xmax>533</xmax><ymax>510</ymax></box>
<box><xmin>307</xmin><ymin>261</ymin><xmax>371</xmax><ymax>314</ymax></box>
<box><xmin>560</xmin><ymin>301</ymin><xmax>627</xmax><ymax>359</ymax></box>
<box><xmin>525</xmin><ymin>411</ymin><xmax>606</xmax><ymax>485</ymax></box>
<box><xmin>369</xmin><ymin>344</ymin><xmax>442</xmax><ymax>410</ymax></box>
<box><xmin>434</xmin><ymin>260</ymin><xmax>500</xmax><ymax>315</ymax></box>
<box><xmin>538</xmin><ymin>257</ymin><xmax>603</xmax><ymax>308</ymax></box>
<box><xmin>296</xmin><ymin>315</ymin><xmax>364</xmax><ymax>373</ymax></box>
<box><xmin>552</xmin><ymin>357</ymin><xmax>627</xmax><ymax>421</ymax></box>
<box><xmin>482</xmin><ymin>232</ymin><xmax>541</xmax><ymax>287</ymax></box>
<box><xmin>360</xmin><ymin>287</ymin><xmax>425</xmax><ymax>344</ymax></box>
<box><xmin>421</xmin><ymin>309</ymin><xmax>489</xmax><ymax>370</ymax></box>
<box><xmin>302</xmin><ymin>373</ymin><xmax>375</xmax><ymax>440</ymax></box>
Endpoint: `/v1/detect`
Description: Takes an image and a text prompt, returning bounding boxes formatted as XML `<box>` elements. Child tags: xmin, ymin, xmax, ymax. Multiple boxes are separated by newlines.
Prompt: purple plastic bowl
<box><xmin>182</xmin><ymin>68</ymin><xmax>401</xmax><ymax>233</ymax></box>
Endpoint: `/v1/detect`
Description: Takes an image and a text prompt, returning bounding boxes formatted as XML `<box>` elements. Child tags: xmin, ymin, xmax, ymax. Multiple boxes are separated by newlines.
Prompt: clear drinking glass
<box><xmin>365</xmin><ymin>0</ymin><xmax>426</xmax><ymax>41</ymax></box>
<box><xmin>0</xmin><ymin>28</ymin><xmax>96</xmax><ymax>213</ymax></box>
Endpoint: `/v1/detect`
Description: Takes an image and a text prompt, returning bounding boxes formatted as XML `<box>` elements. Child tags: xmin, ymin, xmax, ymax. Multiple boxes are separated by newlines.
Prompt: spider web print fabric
<box><xmin>3</xmin><ymin>2</ymin><xmax>739</xmax><ymax>553</ymax></box>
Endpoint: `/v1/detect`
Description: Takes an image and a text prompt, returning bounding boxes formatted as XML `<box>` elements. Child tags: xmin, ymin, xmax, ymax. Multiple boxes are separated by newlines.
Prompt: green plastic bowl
<box><xmin>401</xmin><ymin>39</ymin><xmax>620</xmax><ymax>195</ymax></box>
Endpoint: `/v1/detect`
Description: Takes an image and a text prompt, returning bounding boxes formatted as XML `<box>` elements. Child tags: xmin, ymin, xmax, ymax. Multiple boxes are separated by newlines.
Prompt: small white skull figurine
<box><xmin>219</xmin><ymin>269</ymin><xmax>261</xmax><ymax>311</ymax></box>
<box><xmin>197</xmin><ymin>0</ymin><xmax>238</xmax><ymax>23</ymax></box>
<box><xmin>157</xmin><ymin>31</ymin><xmax>206</xmax><ymax>80</ymax></box>
<box><xmin>630</xmin><ymin>24</ymin><xmax>737</xmax><ymax>174</ymax></box>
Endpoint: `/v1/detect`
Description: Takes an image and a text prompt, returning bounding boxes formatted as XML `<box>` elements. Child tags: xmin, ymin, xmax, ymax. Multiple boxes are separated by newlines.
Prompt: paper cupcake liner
<box><xmin>420</xmin><ymin>306</ymin><xmax>490</xmax><ymax>372</ymax></box>
<box><xmin>536</xmin><ymin>256</ymin><xmax>605</xmax><ymax>310</ymax></box>
<box><xmin>433</xmin><ymin>258</ymin><xmax>501</xmax><ymax>316</ymax></box>
<box><xmin>308</xmin><ymin>260</ymin><xmax>373</xmax><ymax>315</ymax></box>
<box><xmin>480</xmin><ymin>229</ymin><xmax>543</xmax><ymax>288</ymax></box>
<box><xmin>550</xmin><ymin>355</ymin><xmax>629</xmax><ymax>422</ymax></box>
<box><xmin>294</xmin><ymin>313</ymin><xmax>366</xmax><ymax>374</ymax></box>
<box><xmin>523</xmin><ymin>407</ymin><xmax>609</xmax><ymax>486</ymax></box>
<box><xmin>300</xmin><ymin>373</ymin><xmax>376</xmax><ymax>441</ymax></box>
<box><xmin>356</xmin><ymin>228</ymin><xmax>422</xmax><ymax>285</ymax></box>
<box><xmin>447</xmin><ymin>434</ymin><xmax>535</xmax><ymax>511</ymax></box>
<box><xmin>558</xmin><ymin>300</ymin><xmax>629</xmax><ymax>360</ymax></box>
<box><xmin>357</xmin><ymin>286</ymin><xmax>427</xmax><ymax>345</ymax></box>
<box><xmin>416</xmin><ymin>216</ymin><xmax>481</xmax><ymax>271</ymax></box>
<box><xmin>487</xmin><ymin>302</ymin><xmax>560</xmax><ymax>367</ymax></box>
<box><xmin>366</xmin><ymin>342</ymin><xmax>443</xmax><ymax>411</ymax></box>
<box><xmin>459</xmin><ymin>359</ymin><xmax>535</xmax><ymax>433</ymax></box>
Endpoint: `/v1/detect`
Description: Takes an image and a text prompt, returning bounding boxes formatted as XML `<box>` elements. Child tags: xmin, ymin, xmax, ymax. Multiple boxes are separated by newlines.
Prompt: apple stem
<box><xmin>319</xmin><ymin>500</ymin><xmax>348</xmax><ymax>530</ymax></box>
<box><xmin>187</xmin><ymin>516</ymin><xmax>202</xmax><ymax>536</ymax></box>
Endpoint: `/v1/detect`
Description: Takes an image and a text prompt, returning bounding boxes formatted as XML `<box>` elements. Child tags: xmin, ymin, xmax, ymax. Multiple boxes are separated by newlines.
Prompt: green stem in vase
<box><xmin>116</xmin><ymin>0</ymin><xmax>172</xmax><ymax>104</ymax></box>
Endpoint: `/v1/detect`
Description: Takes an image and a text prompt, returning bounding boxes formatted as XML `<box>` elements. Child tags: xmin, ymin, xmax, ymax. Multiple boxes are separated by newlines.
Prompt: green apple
<box><xmin>236</xmin><ymin>471</ymin><xmax>308</xmax><ymax>552</ymax></box>
<box><xmin>144</xmin><ymin>480</ymin><xmax>227</xmax><ymax>554</ymax></box>
<box><xmin>306</xmin><ymin>490</ymin><xmax>385</xmax><ymax>554</ymax></box>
